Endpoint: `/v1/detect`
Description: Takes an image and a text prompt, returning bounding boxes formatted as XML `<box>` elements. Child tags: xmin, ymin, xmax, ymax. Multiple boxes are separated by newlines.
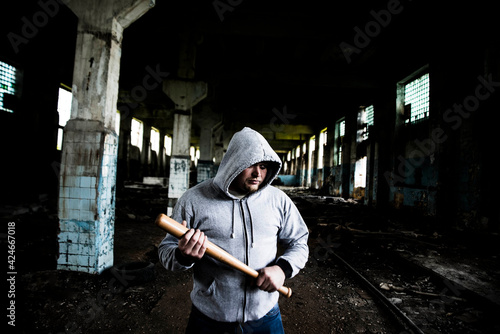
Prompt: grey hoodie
<box><xmin>158</xmin><ymin>127</ymin><xmax>309</xmax><ymax>323</ymax></box>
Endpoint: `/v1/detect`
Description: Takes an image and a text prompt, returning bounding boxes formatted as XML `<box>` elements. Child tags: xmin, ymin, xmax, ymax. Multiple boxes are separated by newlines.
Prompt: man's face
<box><xmin>230</xmin><ymin>163</ymin><xmax>268</xmax><ymax>194</ymax></box>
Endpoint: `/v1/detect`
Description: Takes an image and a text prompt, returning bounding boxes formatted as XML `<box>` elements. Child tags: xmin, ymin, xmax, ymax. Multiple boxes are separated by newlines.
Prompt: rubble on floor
<box><xmin>6</xmin><ymin>186</ymin><xmax>500</xmax><ymax>333</ymax></box>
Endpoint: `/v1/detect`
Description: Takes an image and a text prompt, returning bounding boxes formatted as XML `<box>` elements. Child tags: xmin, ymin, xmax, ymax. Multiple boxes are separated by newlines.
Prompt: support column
<box><xmin>163</xmin><ymin>32</ymin><xmax>207</xmax><ymax>212</ymax></box>
<box><xmin>163</xmin><ymin>79</ymin><xmax>207</xmax><ymax>211</ymax></box>
<box><xmin>142</xmin><ymin>123</ymin><xmax>151</xmax><ymax>176</ymax></box>
<box><xmin>57</xmin><ymin>0</ymin><xmax>154</xmax><ymax>274</ymax></box>
<box><xmin>195</xmin><ymin>105</ymin><xmax>221</xmax><ymax>184</ymax></box>
<box><xmin>169</xmin><ymin>110</ymin><xmax>192</xmax><ymax>200</ymax></box>
<box><xmin>158</xmin><ymin>132</ymin><xmax>165</xmax><ymax>176</ymax></box>
<box><xmin>196</xmin><ymin>126</ymin><xmax>214</xmax><ymax>184</ymax></box>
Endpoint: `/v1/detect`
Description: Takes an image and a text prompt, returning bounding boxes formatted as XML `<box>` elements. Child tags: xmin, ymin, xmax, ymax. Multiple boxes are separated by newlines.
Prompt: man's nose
<box><xmin>251</xmin><ymin>166</ymin><xmax>261</xmax><ymax>176</ymax></box>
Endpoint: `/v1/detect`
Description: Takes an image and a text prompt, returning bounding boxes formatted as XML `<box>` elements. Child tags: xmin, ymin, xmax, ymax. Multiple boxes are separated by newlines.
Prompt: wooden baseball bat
<box><xmin>155</xmin><ymin>213</ymin><xmax>292</xmax><ymax>298</ymax></box>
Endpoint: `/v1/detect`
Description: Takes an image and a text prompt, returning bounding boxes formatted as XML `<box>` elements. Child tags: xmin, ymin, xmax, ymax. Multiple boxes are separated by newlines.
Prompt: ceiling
<box><xmin>117</xmin><ymin>0</ymin><xmax>437</xmax><ymax>151</ymax></box>
<box><xmin>2</xmin><ymin>0</ymin><xmax>494</xmax><ymax>154</ymax></box>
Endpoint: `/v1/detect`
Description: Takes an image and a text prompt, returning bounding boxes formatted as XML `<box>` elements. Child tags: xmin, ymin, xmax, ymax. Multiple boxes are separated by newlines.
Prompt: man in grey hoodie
<box><xmin>158</xmin><ymin>127</ymin><xmax>309</xmax><ymax>333</ymax></box>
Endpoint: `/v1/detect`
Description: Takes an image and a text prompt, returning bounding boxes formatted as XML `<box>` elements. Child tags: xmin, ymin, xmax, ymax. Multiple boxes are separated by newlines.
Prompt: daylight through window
<box><xmin>404</xmin><ymin>73</ymin><xmax>429</xmax><ymax>124</ymax></box>
<box><xmin>0</xmin><ymin>61</ymin><xmax>17</xmax><ymax>113</ymax></box>
<box><xmin>56</xmin><ymin>86</ymin><xmax>72</xmax><ymax>150</ymax></box>
<box><xmin>131</xmin><ymin>118</ymin><xmax>144</xmax><ymax>151</ymax></box>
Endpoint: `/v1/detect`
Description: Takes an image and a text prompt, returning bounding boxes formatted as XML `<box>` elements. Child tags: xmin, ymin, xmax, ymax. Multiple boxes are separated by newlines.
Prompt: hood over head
<box><xmin>213</xmin><ymin>127</ymin><xmax>281</xmax><ymax>196</ymax></box>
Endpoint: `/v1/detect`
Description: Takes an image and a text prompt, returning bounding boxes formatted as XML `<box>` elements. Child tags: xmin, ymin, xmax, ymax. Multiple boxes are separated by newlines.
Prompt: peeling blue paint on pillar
<box><xmin>95</xmin><ymin>131</ymin><xmax>118</xmax><ymax>273</ymax></box>
<box><xmin>57</xmin><ymin>121</ymin><xmax>118</xmax><ymax>274</ymax></box>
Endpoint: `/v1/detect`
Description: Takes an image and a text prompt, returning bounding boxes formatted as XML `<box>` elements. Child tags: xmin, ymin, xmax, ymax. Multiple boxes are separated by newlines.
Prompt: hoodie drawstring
<box><xmin>245</xmin><ymin>201</ymin><xmax>256</xmax><ymax>248</ymax></box>
<box><xmin>231</xmin><ymin>201</ymin><xmax>236</xmax><ymax>239</ymax></box>
<box><xmin>231</xmin><ymin>199</ymin><xmax>255</xmax><ymax>248</ymax></box>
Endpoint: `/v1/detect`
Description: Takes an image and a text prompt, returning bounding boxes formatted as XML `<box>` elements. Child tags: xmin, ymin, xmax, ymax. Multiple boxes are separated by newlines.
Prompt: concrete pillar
<box><xmin>195</xmin><ymin>105</ymin><xmax>221</xmax><ymax>184</ymax></box>
<box><xmin>196</xmin><ymin>126</ymin><xmax>213</xmax><ymax>183</ymax></box>
<box><xmin>163</xmin><ymin>31</ymin><xmax>207</xmax><ymax>208</ymax></box>
<box><xmin>212</xmin><ymin>124</ymin><xmax>225</xmax><ymax>169</ymax></box>
<box><xmin>163</xmin><ymin>80</ymin><xmax>207</xmax><ymax>203</ymax></box>
<box><xmin>142</xmin><ymin>123</ymin><xmax>151</xmax><ymax>176</ymax></box>
<box><xmin>300</xmin><ymin>143</ymin><xmax>308</xmax><ymax>187</ymax></box>
<box><xmin>169</xmin><ymin>110</ymin><xmax>192</xmax><ymax>199</ymax></box>
<box><xmin>57</xmin><ymin>0</ymin><xmax>154</xmax><ymax>274</ymax></box>
<box><xmin>158</xmin><ymin>132</ymin><xmax>165</xmax><ymax>176</ymax></box>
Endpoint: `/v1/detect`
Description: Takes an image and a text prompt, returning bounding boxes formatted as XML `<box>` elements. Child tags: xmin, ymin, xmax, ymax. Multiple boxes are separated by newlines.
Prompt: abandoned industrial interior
<box><xmin>2</xmin><ymin>0</ymin><xmax>500</xmax><ymax>333</ymax></box>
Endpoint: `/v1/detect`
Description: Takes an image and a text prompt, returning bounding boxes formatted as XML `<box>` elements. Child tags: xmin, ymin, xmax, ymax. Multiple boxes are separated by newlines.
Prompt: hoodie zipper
<box><xmin>239</xmin><ymin>199</ymin><xmax>249</xmax><ymax>323</ymax></box>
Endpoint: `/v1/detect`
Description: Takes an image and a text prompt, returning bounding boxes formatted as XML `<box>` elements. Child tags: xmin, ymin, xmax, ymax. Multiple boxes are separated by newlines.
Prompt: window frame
<box><xmin>131</xmin><ymin>117</ymin><xmax>144</xmax><ymax>151</ymax></box>
<box><xmin>0</xmin><ymin>60</ymin><xmax>21</xmax><ymax>113</ymax></box>
<box><xmin>397</xmin><ymin>65</ymin><xmax>430</xmax><ymax>125</ymax></box>
<box><xmin>335</xmin><ymin>118</ymin><xmax>345</xmax><ymax>166</ymax></box>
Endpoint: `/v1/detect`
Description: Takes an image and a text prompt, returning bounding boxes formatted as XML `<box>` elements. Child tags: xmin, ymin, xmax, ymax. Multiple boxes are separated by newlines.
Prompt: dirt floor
<box><xmin>8</xmin><ymin>186</ymin><xmax>500</xmax><ymax>333</ymax></box>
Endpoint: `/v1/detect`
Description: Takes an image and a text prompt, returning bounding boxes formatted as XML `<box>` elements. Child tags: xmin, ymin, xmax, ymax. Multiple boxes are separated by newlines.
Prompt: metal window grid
<box><xmin>404</xmin><ymin>73</ymin><xmax>429</xmax><ymax>124</ymax></box>
<box><xmin>362</xmin><ymin>105</ymin><xmax>375</xmax><ymax>141</ymax></box>
<box><xmin>365</xmin><ymin>105</ymin><xmax>374</xmax><ymax>127</ymax></box>
<box><xmin>0</xmin><ymin>61</ymin><xmax>17</xmax><ymax>113</ymax></box>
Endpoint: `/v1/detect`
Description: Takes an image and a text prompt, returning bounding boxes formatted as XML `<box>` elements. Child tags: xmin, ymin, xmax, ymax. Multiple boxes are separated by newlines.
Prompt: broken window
<box><xmin>56</xmin><ymin>85</ymin><xmax>72</xmax><ymax>151</ymax></box>
<box><xmin>131</xmin><ymin>118</ymin><xmax>143</xmax><ymax>151</ymax></box>
<box><xmin>403</xmin><ymin>72</ymin><xmax>430</xmax><ymax>124</ymax></box>
<box><xmin>0</xmin><ymin>61</ymin><xmax>17</xmax><ymax>113</ymax></box>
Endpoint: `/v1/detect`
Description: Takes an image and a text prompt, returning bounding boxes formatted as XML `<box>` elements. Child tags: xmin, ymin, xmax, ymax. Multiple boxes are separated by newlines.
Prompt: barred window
<box><xmin>0</xmin><ymin>61</ymin><xmax>17</xmax><ymax>113</ymax></box>
<box><xmin>404</xmin><ymin>73</ymin><xmax>429</xmax><ymax>124</ymax></box>
<box><xmin>362</xmin><ymin>105</ymin><xmax>374</xmax><ymax>140</ymax></box>
<box><xmin>365</xmin><ymin>105</ymin><xmax>374</xmax><ymax>127</ymax></box>
<box><xmin>336</xmin><ymin>119</ymin><xmax>345</xmax><ymax>165</ymax></box>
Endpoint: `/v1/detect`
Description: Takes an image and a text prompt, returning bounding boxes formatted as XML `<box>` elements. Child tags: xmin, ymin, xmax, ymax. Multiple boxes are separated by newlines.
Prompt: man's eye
<box><xmin>259</xmin><ymin>164</ymin><xmax>267</xmax><ymax>170</ymax></box>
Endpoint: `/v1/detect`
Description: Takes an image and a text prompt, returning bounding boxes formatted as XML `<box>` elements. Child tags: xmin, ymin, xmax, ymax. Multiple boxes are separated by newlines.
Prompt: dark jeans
<box><xmin>185</xmin><ymin>303</ymin><xmax>285</xmax><ymax>334</ymax></box>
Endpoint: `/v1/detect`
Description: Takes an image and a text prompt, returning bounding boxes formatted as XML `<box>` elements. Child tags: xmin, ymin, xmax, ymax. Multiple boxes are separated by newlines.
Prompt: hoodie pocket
<box><xmin>197</xmin><ymin>277</ymin><xmax>217</xmax><ymax>297</ymax></box>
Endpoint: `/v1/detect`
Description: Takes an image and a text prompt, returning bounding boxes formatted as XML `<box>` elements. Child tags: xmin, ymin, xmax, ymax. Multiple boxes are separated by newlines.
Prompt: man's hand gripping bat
<box><xmin>155</xmin><ymin>213</ymin><xmax>292</xmax><ymax>298</ymax></box>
